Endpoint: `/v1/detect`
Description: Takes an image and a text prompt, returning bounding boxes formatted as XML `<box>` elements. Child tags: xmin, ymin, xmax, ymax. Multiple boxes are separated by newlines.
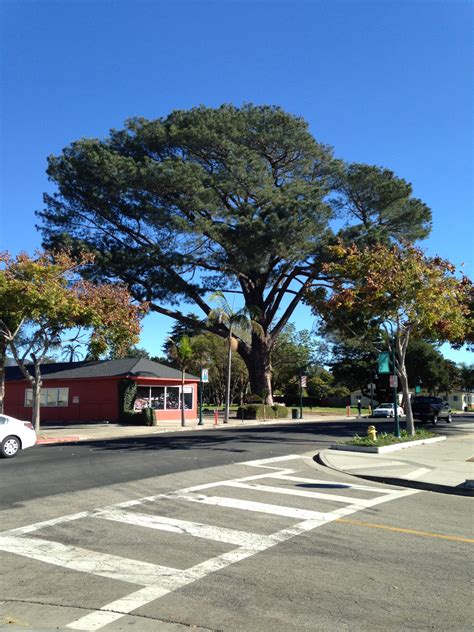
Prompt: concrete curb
<box><xmin>330</xmin><ymin>435</ymin><xmax>446</xmax><ymax>454</ymax></box>
<box><xmin>315</xmin><ymin>450</ymin><xmax>474</xmax><ymax>497</ymax></box>
<box><xmin>36</xmin><ymin>436</ymin><xmax>81</xmax><ymax>444</ymax></box>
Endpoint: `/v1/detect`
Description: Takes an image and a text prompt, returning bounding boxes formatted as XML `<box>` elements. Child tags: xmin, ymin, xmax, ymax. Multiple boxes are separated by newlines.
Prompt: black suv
<box><xmin>411</xmin><ymin>396</ymin><xmax>452</xmax><ymax>425</ymax></box>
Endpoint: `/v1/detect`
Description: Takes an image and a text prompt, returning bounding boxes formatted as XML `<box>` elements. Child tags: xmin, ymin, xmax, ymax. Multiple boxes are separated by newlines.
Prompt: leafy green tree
<box><xmin>330</xmin><ymin>162</ymin><xmax>431</xmax><ymax>244</ymax></box>
<box><xmin>0</xmin><ymin>251</ymin><xmax>143</xmax><ymax>430</ymax></box>
<box><xmin>271</xmin><ymin>324</ymin><xmax>327</xmax><ymax>395</ymax></box>
<box><xmin>458</xmin><ymin>363</ymin><xmax>474</xmax><ymax>391</ymax></box>
<box><xmin>404</xmin><ymin>340</ymin><xmax>458</xmax><ymax>395</ymax></box>
<box><xmin>314</xmin><ymin>243</ymin><xmax>472</xmax><ymax>434</ymax></box>
<box><xmin>39</xmin><ymin>104</ymin><xmax>432</xmax><ymax>402</ymax></box>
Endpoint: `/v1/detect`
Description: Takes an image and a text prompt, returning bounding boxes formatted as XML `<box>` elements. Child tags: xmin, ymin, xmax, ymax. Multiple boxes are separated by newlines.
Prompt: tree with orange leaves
<box><xmin>0</xmin><ymin>250</ymin><xmax>145</xmax><ymax>430</ymax></box>
<box><xmin>310</xmin><ymin>243</ymin><xmax>472</xmax><ymax>434</ymax></box>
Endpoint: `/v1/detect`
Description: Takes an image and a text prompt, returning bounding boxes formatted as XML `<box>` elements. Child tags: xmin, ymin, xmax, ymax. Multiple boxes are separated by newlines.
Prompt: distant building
<box><xmin>445</xmin><ymin>390</ymin><xmax>474</xmax><ymax>412</ymax></box>
<box><xmin>4</xmin><ymin>359</ymin><xmax>199</xmax><ymax>424</ymax></box>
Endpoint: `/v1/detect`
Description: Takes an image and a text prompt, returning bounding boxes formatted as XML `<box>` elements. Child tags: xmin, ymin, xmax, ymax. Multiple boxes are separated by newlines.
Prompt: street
<box><xmin>1</xmin><ymin>421</ymin><xmax>473</xmax><ymax>631</ymax></box>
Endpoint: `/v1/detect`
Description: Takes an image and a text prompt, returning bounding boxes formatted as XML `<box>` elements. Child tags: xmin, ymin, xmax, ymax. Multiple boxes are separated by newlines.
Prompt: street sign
<box><xmin>389</xmin><ymin>375</ymin><xmax>398</xmax><ymax>388</ymax></box>
<box><xmin>201</xmin><ymin>368</ymin><xmax>209</xmax><ymax>383</ymax></box>
<box><xmin>378</xmin><ymin>352</ymin><xmax>390</xmax><ymax>374</ymax></box>
<box><xmin>367</xmin><ymin>383</ymin><xmax>376</xmax><ymax>390</ymax></box>
<box><xmin>300</xmin><ymin>375</ymin><xmax>307</xmax><ymax>388</ymax></box>
<box><xmin>415</xmin><ymin>385</ymin><xmax>421</xmax><ymax>394</ymax></box>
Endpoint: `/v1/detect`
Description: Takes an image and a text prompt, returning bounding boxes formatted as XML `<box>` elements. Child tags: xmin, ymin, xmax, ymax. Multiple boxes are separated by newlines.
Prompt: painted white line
<box><xmin>94</xmin><ymin>508</ymin><xmax>270</xmax><ymax>549</ymax></box>
<box><xmin>0</xmin><ymin>535</ymin><xmax>179</xmax><ymax>587</ymax></box>
<box><xmin>2</xmin><ymin>511</ymin><xmax>91</xmax><ymax>536</ymax></box>
<box><xmin>66</xmin><ymin>585</ymin><xmax>172</xmax><ymax>631</ymax></box>
<box><xmin>4</xmin><ymin>452</ymin><xmax>421</xmax><ymax>631</ymax></box>
<box><xmin>240</xmin><ymin>454</ymin><xmax>301</xmax><ymax>468</ymax></box>
<box><xmin>66</xmin><ymin>510</ymin><xmax>351</xmax><ymax>631</ymax></box>
<box><xmin>405</xmin><ymin>467</ymin><xmax>431</xmax><ymax>479</ymax></box>
<box><xmin>222</xmin><ymin>481</ymin><xmax>373</xmax><ymax>506</ymax></box>
<box><xmin>168</xmin><ymin>492</ymin><xmax>329</xmax><ymax>520</ymax></box>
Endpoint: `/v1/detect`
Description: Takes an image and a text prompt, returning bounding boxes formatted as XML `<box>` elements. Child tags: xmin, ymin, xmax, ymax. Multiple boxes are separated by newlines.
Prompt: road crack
<box><xmin>2</xmin><ymin>598</ymin><xmax>222</xmax><ymax>630</ymax></box>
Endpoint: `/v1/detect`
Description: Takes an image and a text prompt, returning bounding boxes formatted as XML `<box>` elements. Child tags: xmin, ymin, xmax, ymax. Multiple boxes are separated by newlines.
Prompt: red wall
<box><xmin>4</xmin><ymin>378</ymin><xmax>120</xmax><ymax>424</ymax></box>
<box><xmin>4</xmin><ymin>377</ymin><xmax>199</xmax><ymax>424</ymax></box>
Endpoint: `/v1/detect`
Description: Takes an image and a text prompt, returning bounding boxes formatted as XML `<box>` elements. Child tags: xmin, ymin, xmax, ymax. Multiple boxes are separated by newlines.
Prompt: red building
<box><xmin>4</xmin><ymin>359</ymin><xmax>199</xmax><ymax>425</ymax></box>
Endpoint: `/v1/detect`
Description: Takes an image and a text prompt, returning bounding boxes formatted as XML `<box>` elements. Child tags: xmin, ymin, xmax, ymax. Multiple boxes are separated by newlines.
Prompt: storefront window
<box><xmin>134</xmin><ymin>386</ymin><xmax>151</xmax><ymax>411</ymax></box>
<box><xmin>134</xmin><ymin>384</ymin><xmax>194</xmax><ymax>411</ymax></box>
<box><xmin>182</xmin><ymin>386</ymin><xmax>193</xmax><ymax>410</ymax></box>
<box><xmin>166</xmin><ymin>387</ymin><xmax>180</xmax><ymax>409</ymax></box>
<box><xmin>150</xmin><ymin>386</ymin><xmax>165</xmax><ymax>409</ymax></box>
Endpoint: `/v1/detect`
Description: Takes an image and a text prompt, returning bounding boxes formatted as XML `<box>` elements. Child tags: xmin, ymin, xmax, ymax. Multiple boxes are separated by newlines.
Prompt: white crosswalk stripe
<box><xmin>0</xmin><ymin>454</ymin><xmax>418</xmax><ymax>631</ymax></box>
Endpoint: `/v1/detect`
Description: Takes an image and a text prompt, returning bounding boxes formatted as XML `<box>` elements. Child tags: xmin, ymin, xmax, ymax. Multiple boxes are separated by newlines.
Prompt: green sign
<box><xmin>378</xmin><ymin>352</ymin><xmax>390</xmax><ymax>374</ymax></box>
<box><xmin>415</xmin><ymin>385</ymin><xmax>421</xmax><ymax>394</ymax></box>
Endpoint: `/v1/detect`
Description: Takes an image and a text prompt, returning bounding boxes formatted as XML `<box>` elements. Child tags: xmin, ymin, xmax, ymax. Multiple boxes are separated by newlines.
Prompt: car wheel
<box><xmin>446</xmin><ymin>413</ymin><xmax>452</xmax><ymax>423</ymax></box>
<box><xmin>1</xmin><ymin>435</ymin><xmax>21</xmax><ymax>458</ymax></box>
<box><xmin>432</xmin><ymin>413</ymin><xmax>438</xmax><ymax>425</ymax></box>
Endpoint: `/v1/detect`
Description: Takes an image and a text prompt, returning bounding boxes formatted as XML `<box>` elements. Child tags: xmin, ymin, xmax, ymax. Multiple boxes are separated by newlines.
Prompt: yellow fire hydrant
<box><xmin>367</xmin><ymin>425</ymin><xmax>377</xmax><ymax>441</ymax></box>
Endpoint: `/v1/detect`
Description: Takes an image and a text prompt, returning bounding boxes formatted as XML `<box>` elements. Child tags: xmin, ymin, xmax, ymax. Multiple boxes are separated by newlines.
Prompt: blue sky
<box><xmin>1</xmin><ymin>0</ymin><xmax>472</xmax><ymax>362</ymax></box>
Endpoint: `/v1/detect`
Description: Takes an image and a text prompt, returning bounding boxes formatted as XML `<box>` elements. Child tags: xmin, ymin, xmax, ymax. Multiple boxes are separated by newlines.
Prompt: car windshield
<box><xmin>379</xmin><ymin>404</ymin><xmax>393</xmax><ymax>408</ymax></box>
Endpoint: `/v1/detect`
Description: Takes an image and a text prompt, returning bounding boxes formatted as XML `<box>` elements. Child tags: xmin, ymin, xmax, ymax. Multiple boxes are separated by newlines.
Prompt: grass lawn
<box><xmin>344</xmin><ymin>428</ymin><xmax>436</xmax><ymax>447</ymax></box>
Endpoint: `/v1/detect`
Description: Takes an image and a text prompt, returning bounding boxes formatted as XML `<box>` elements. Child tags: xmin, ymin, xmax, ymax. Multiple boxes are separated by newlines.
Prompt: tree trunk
<box><xmin>241</xmin><ymin>335</ymin><xmax>273</xmax><ymax>404</ymax></box>
<box><xmin>32</xmin><ymin>367</ymin><xmax>42</xmax><ymax>433</ymax></box>
<box><xmin>0</xmin><ymin>337</ymin><xmax>6</xmax><ymax>415</ymax></box>
<box><xmin>399</xmin><ymin>368</ymin><xmax>414</xmax><ymax>435</ymax></box>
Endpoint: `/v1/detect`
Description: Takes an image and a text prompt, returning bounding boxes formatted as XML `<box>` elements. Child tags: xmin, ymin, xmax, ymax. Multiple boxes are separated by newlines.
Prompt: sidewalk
<box><xmin>318</xmin><ymin>420</ymin><xmax>474</xmax><ymax>495</ymax></box>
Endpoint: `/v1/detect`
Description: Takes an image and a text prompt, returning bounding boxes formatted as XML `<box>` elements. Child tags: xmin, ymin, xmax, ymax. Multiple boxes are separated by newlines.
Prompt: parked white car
<box><xmin>372</xmin><ymin>403</ymin><xmax>404</xmax><ymax>418</ymax></box>
<box><xmin>0</xmin><ymin>415</ymin><xmax>37</xmax><ymax>458</ymax></box>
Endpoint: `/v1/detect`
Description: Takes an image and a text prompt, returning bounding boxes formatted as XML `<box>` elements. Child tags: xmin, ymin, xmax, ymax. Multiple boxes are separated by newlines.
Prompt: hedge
<box><xmin>236</xmin><ymin>404</ymin><xmax>289</xmax><ymax>420</ymax></box>
<box><xmin>118</xmin><ymin>378</ymin><xmax>156</xmax><ymax>426</ymax></box>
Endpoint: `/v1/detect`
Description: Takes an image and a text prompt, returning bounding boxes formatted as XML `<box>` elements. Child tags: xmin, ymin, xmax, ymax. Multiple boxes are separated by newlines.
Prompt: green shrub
<box><xmin>118</xmin><ymin>379</ymin><xmax>137</xmax><ymax>414</ymax></box>
<box><xmin>119</xmin><ymin>407</ymin><xmax>156</xmax><ymax>426</ymax></box>
<box><xmin>273</xmin><ymin>405</ymin><xmax>289</xmax><ymax>418</ymax></box>
<box><xmin>236</xmin><ymin>404</ymin><xmax>288</xmax><ymax>420</ymax></box>
<box><xmin>247</xmin><ymin>394</ymin><xmax>263</xmax><ymax>404</ymax></box>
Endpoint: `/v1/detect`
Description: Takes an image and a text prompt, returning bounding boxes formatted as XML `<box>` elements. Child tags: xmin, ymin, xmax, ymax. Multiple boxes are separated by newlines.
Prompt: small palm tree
<box><xmin>168</xmin><ymin>335</ymin><xmax>194</xmax><ymax>427</ymax></box>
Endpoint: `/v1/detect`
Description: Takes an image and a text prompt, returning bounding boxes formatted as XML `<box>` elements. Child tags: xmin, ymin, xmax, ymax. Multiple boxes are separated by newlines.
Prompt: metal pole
<box><xmin>198</xmin><ymin>370</ymin><xmax>203</xmax><ymax>425</ymax></box>
<box><xmin>391</xmin><ymin>336</ymin><xmax>400</xmax><ymax>438</ymax></box>
<box><xmin>299</xmin><ymin>366</ymin><xmax>303</xmax><ymax>420</ymax></box>
<box><xmin>370</xmin><ymin>374</ymin><xmax>373</xmax><ymax>417</ymax></box>
<box><xmin>224</xmin><ymin>329</ymin><xmax>232</xmax><ymax>424</ymax></box>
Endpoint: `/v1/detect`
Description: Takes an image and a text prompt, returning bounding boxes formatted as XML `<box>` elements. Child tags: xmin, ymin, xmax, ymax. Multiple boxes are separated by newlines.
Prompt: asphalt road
<box><xmin>1</xmin><ymin>420</ymin><xmax>473</xmax><ymax>631</ymax></box>
<box><xmin>0</xmin><ymin>419</ymin><xmax>398</xmax><ymax>508</ymax></box>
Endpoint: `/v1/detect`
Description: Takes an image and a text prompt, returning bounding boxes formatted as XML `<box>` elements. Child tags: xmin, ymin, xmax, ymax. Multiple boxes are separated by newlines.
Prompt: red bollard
<box><xmin>214</xmin><ymin>409</ymin><xmax>218</xmax><ymax>425</ymax></box>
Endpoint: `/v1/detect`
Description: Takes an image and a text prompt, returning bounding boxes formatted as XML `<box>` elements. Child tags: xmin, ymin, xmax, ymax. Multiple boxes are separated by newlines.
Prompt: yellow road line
<box><xmin>336</xmin><ymin>518</ymin><xmax>474</xmax><ymax>544</ymax></box>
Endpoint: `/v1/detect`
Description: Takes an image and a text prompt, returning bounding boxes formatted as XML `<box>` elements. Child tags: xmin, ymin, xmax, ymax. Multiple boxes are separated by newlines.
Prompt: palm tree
<box><xmin>209</xmin><ymin>292</ymin><xmax>263</xmax><ymax>423</ymax></box>
<box><xmin>62</xmin><ymin>342</ymin><xmax>83</xmax><ymax>363</ymax></box>
<box><xmin>168</xmin><ymin>335</ymin><xmax>194</xmax><ymax>427</ymax></box>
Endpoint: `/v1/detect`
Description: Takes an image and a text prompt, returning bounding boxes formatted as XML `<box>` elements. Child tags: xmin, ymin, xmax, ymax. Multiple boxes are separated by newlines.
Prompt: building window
<box><xmin>452</xmin><ymin>395</ymin><xmax>458</xmax><ymax>401</ymax></box>
<box><xmin>25</xmin><ymin>388</ymin><xmax>69</xmax><ymax>407</ymax></box>
<box><xmin>134</xmin><ymin>385</ymin><xmax>193</xmax><ymax>411</ymax></box>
